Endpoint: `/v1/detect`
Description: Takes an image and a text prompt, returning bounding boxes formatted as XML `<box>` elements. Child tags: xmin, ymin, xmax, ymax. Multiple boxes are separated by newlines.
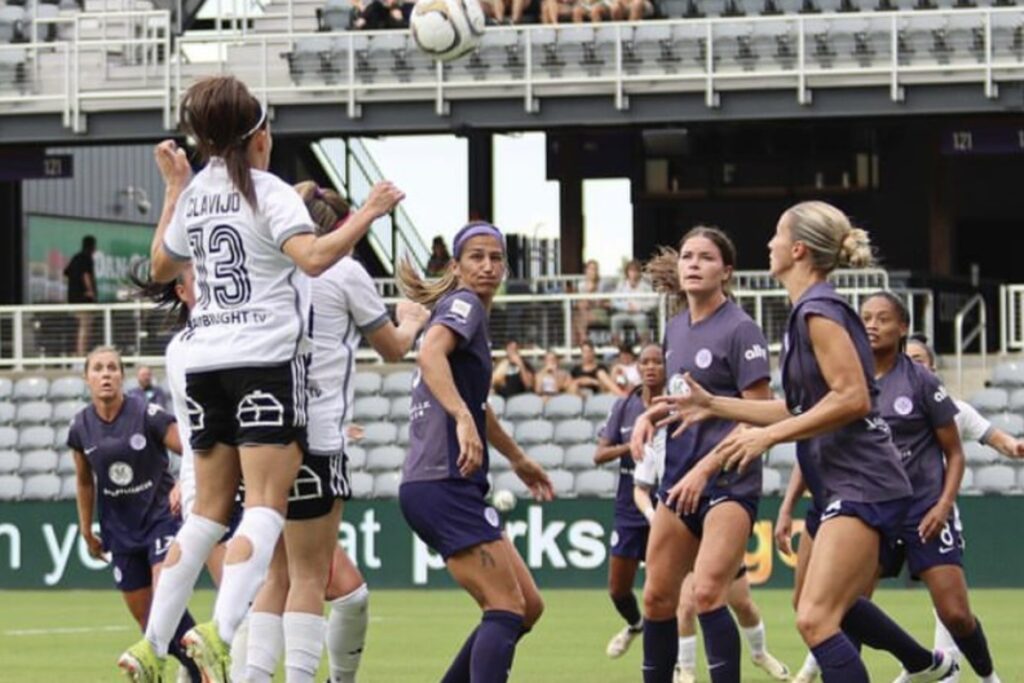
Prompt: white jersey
<box><xmin>163</xmin><ymin>159</ymin><xmax>315</xmax><ymax>372</ymax></box>
<box><xmin>633</xmin><ymin>428</ymin><xmax>666</xmax><ymax>489</ymax></box>
<box><xmin>954</xmin><ymin>398</ymin><xmax>993</xmax><ymax>444</ymax></box>
<box><xmin>306</xmin><ymin>258</ymin><xmax>390</xmax><ymax>455</ymax></box>
<box><xmin>165</xmin><ymin>330</ymin><xmax>197</xmax><ymax>517</ymax></box>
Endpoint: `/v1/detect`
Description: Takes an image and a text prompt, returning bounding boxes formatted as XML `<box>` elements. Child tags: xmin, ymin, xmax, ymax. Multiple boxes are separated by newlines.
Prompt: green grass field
<box><xmin>1</xmin><ymin>589</ymin><xmax>1021</xmax><ymax>681</ymax></box>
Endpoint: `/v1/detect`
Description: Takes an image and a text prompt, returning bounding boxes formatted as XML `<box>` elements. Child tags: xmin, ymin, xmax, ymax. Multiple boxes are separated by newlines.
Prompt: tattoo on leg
<box><xmin>479</xmin><ymin>548</ymin><xmax>496</xmax><ymax>569</ymax></box>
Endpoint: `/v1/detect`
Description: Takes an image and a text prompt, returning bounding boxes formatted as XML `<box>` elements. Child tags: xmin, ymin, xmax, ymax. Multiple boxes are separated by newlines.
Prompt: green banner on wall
<box><xmin>0</xmin><ymin>497</ymin><xmax>1021</xmax><ymax>590</ymax></box>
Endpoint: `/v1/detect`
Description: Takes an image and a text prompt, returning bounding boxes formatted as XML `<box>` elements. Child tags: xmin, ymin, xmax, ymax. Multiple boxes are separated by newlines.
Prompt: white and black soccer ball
<box><xmin>410</xmin><ymin>0</ymin><xmax>485</xmax><ymax>62</ymax></box>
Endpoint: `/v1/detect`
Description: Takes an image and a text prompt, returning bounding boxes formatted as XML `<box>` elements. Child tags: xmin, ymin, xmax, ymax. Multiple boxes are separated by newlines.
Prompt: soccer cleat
<box><xmin>892</xmin><ymin>672</ymin><xmax>911</xmax><ymax>683</ymax></box>
<box><xmin>181</xmin><ymin>622</ymin><xmax>231</xmax><ymax>683</ymax></box>
<box><xmin>117</xmin><ymin>638</ymin><xmax>166</xmax><ymax>682</ymax></box>
<box><xmin>605</xmin><ymin>625</ymin><xmax>642</xmax><ymax>658</ymax></box>
<box><xmin>793</xmin><ymin>664</ymin><xmax>820</xmax><ymax>683</ymax></box>
<box><xmin>752</xmin><ymin>651</ymin><xmax>792</xmax><ymax>681</ymax></box>
<box><xmin>905</xmin><ymin>651</ymin><xmax>959</xmax><ymax>683</ymax></box>
<box><xmin>672</xmin><ymin>664</ymin><xmax>696</xmax><ymax>683</ymax></box>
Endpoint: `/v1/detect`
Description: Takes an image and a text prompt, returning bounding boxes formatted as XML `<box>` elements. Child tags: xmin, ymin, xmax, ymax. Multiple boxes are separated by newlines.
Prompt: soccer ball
<box><xmin>492</xmin><ymin>488</ymin><xmax>517</xmax><ymax>513</ymax></box>
<box><xmin>410</xmin><ymin>0</ymin><xmax>485</xmax><ymax>62</ymax></box>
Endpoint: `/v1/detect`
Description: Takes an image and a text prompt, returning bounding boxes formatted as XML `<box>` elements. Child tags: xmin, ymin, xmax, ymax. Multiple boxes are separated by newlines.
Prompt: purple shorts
<box><xmin>804</xmin><ymin>504</ymin><xmax>822</xmax><ymax>540</ymax></box>
<box><xmin>814</xmin><ymin>497</ymin><xmax>911</xmax><ymax>569</ymax></box>
<box><xmin>111</xmin><ymin>519</ymin><xmax>179</xmax><ymax>592</ymax></box>
<box><xmin>610</xmin><ymin>524</ymin><xmax>649</xmax><ymax>560</ymax></box>
<box><xmin>880</xmin><ymin>504</ymin><xmax>964</xmax><ymax>580</ymax></box>
<box><xmin>399</xmin><ymin>478</ymin><xmax>503</xmax><ymax>560</ymax></box>
<box><xmin>658</xmin><ymin>490</ymin><xmax>758</xmax><ymax>539</ymax></box>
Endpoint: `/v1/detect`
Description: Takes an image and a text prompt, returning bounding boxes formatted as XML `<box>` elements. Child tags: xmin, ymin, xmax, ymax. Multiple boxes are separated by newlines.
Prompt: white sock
<box><xmin>327</xmin><ymin>584</ymin><xmax>370</xmax><ymax>683</ymax></box>
<box><xmin>933</xmin><ymin>609</ymin><xmax>961</xmax><ymax>659</ymax></box>
<box><xmin>742</xmin><ymin>621</ymin><xmax>767</xmax><ymax>657</ymax></box>
<box><xmin>212</xmin><ymin>507</ymin><xmax>285</xmax><ymax>644</ymax></box>
<box><xmin>677</xmin><ymin>635</ymin><xmax>697</xmax><ymax>671</ymax></box>
<box><xmin>246</xmin><ymin>612</ymin><xmax>284</xmax><ymax>683</ymax></box>
<box><xmin>801</xmin><ymin>652</ymin><xmax>820</xmax><ymax>675</ymax></box>
<box><xmin>230</xmin><ymin>614</ymin><xmax>250</xmax><ymax>683</ymax></box>
<box><xmin>284</xmin><ymin>612</ymin><xmax>327</xmax><ymax>683</ymax></box>
<box><xmin>145</xmin><ymin>514</ymin><xmax>226</xmax><ymax>656</ymax></box>
<box><xmin>981</xmin><ymin>675</ymin><xmax>1001</xmax><ymax>683</ymax></box>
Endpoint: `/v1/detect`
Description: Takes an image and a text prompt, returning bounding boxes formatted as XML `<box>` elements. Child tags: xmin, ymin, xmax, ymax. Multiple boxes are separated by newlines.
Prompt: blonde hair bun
<box><xmin>837</xmin><ymin>227</ymin><xmax>874</xmax><ymax>269</ymax></box>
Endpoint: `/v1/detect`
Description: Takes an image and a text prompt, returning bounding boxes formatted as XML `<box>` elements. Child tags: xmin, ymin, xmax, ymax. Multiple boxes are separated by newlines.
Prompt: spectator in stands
<box><xmin>610</xmin><ymin>259</ymin><xmax>656</xmax><ymax>344</ymax></box>
<box><xmin>610</xmin><ymin>343</ymin><xmax>641</xmax><ymax>392</ymax></box>
<box><xmin>542</xmin><ymin>0</ymin><xmax>575</xmax><ymax>23</ymax></box>
<box><xmin>534</xmin><ymin>350</ymin><xmax>573</xmax><ymax>398</ymax></box>
<box><xmin>573</xmin><ymin>0</ymin><xmax>615</xmax><ymax>21</ymax></box>
<box><xmin>352</xmin><ymin>0</ymin><xmax>413</xmax><ymax>29</ymax></box>
<box><xmin>617</xmin><ymin>0</ymin><xmax>654</xmax><ymax>20</ymax></box>
<box><xmin>426</xmin><ymin>236</ymin><xmax>452</xmax><ymax>277</ymax></box>
<box><xmin>571</xmin><ymin>340</ymin><xmax>621</xmax><ymax>396</ymax></box>
<box><xmin>128</xmin><ymin>365</ymin><xmax>169</xmax><ymax>410</ymax></box>
<box><xmin>573</xmin><ymin>259</ymin><xmax>610</xmax><ymax>346</ymax></box>
<box><xmin>492</xmin><ymin>339</ymin><xmax>536</xmax><ymax>398</ymax></box>
<box><xmin>64</xmin><ymin>235</ymin><xmax>97</xmax><ymax>357</ymax></box>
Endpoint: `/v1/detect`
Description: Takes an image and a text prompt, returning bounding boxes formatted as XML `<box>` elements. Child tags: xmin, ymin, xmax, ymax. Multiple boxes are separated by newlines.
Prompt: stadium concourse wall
<box><xmin>1</xmin><ymin>497</ymin><xmax>1022</xmax><ymax>589</ymax></box>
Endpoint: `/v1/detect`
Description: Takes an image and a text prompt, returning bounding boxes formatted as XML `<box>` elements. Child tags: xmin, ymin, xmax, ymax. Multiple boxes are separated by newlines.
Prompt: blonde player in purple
<box><xmin>397</xmin><ymin>221</ymin><xmax>554</xmax><ymax>683</ymax></box>
<box><xmin>652</xmin><ymin>202</ymin><xmax>955</xmax><ymax>683</ymax></box>
<box><xmin>629</xmin><ymin>226</ymin><xmax>775</xmax><ymax>683</ymax></box>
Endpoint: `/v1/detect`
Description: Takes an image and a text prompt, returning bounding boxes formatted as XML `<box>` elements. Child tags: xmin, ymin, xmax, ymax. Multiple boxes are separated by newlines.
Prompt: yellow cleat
<box><xmin>181</xmin><ymin>622</ymin><xmax>231</xmax><ymax>683</ymax></box>
<box><xmin>118</xmin><ymin>638</ymin><xmax>166</xmax><ymax>683</ymax></box>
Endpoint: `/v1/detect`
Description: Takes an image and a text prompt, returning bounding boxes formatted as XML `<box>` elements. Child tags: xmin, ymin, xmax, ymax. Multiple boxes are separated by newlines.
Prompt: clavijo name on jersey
<box><xmin>185</xmin><ymin>192</ymin><xmax>242</xmax><ymax>218</ymax></box>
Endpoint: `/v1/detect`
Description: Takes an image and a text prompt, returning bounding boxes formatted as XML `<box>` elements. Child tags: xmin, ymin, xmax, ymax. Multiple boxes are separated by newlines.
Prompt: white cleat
<box><xmin>673</xmin><ymin>664</ymin><xmax>697</xmax><ymax>683</ymax></box>
<box><xmin>793</xmin><ymin>665</ymin><xmax>820</xmax><ymax>683</ymax></box>
<box><xmin>753</xmin><ymin>651</ymin><xmax>792</xmax><ymax>681</ymax></box>
<box><xmin>906</xmin><ymin>651</ymin><xmax>959</xmax><ymax>683</ymax></box>
<box><xmin>605</xmin><ymin>626</ymin><xmax>641</xmax><ymax>659</ymax></box>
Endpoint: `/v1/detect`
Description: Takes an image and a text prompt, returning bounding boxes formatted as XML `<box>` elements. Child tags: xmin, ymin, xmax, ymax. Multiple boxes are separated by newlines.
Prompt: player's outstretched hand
<box><xmin>362</xmin><ymin>181</ymin><xmax>405</xmax><ymax>219</ymax></box>
<box><xmin>629</xmin><ymin>413</ymin><xmax>657</xmax><ymax>462</ymax></box>
<box><xmin>396</xmin><ymin>300</ymin><xmax>430</xmax><ymax>330</ymax></box>
<box><xmin>455</xmin><ymin>411</ymin><xmax>483</xmax><ymax>478</ymax></box>
<box><xmin>153</xmin><ymin>140</ymin><xmax>191</xmax><ymax>192</ymax></box>
<box><xmin>653</xmin><ymin>373</ymin><xmax>714</xmax><ymax>438</ymax></box>
<box><xmin>664</xmin><ymin>464</ymin><xmax>711</xmax><ymax>516</ymax></box>
<box><xmin>717</xmin><ymin>425</ymin><xmax>773</xmax><ymax>474</ymax></box>
<box><xmin>514</xmin><ymin>457</ymin><xmax>554</xmax><ymax>502</ymax></box>
<box><xmin>775</xmin><ymin>507</ymin><xmax>794</xmax><ymax>556</ymax></box>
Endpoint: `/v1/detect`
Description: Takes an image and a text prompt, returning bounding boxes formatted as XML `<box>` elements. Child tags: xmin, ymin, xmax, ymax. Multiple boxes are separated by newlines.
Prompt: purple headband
<box><xmin>453</xmin><ymin>221</ymin><xmax>504</xmax><ymax>259</ymax></box>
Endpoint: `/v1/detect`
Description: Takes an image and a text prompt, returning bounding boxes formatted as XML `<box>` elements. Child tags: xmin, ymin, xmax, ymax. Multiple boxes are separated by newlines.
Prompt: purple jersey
<box><xmin>876</xmin><ymin>353</ymin><xmax>958</xmax><ymax>511</ymax></box>
<box><xmin>662</xmin><ymin>299</ymin><xmax>770</xmax><ymax>499</ymax></box>
<box><xmin>67</xmin><ymin>394</ymin><xmax>178</xmax><ymax>554</ymax></box>
<box><xmin>781</xmin><ymin>282</ymin><xmax>912</xmax><ymax>508</ymax></box>
<box><xmin>404</xmin><ymin>288</ymin><xmax>493</xmax><ymax>488</ymax></box>
<box><xmin>599</xmin><ymin>389</ymin><xmax>649</xmax><ymax>528</ymax></box>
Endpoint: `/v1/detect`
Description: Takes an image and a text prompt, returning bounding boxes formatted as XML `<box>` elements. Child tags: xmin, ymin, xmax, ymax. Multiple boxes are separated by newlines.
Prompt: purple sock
<box><xmin>469</xmin><ymin>611</ymin><xmax>523</xmax><ymax>683</ymax></box>
<box><xmin>612</xmin><ymin>593</ymin><xmax>643</xmax><ymax>629</ymax></box>
<box><xmin>642</xmin><ymin>617</ymin><xmax>677</xmax><ymax>683</ymax></box>
<box><xmin>811</xmin><ymin>632</ymin><xmax>868</xmax><ymax>683</ymax></box>
<box><xmin>168</xmin><ymin>609</ymin><xmax>201</xmax><ymax>682</ymax></box>
<box><xmin>841</xmin><ymin>597</ymin><xmax>932</xmax><ymax>673</ymax></box>
<box><xmin>440</xmin><ymin>626</ymin><xmax>479</xmax><ymax>683</ymax></box>
<box><xmin>697</xmin><ymin>606</ymin><xmax>741</xmax><ymax>683</ymax></box>
<box><xmin>953</xmin><ymin>618</ymin><xmax>994</xmax><ymax>677</ymax></box>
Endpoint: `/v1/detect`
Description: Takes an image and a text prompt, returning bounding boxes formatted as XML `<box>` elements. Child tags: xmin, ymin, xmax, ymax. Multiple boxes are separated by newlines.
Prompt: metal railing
<box><xmin>999</xmin><ymin>284</ymin><xmax>1024</xmax><ymax>354</ymax></box>
<box><xmin>954</xmin><ymin>292</ymin><xmax>986</xmax><ymax>393</ymax></box>
<box><xmin>3</xmin><ymin>7</ymin><xmax>1024</xmax><ymax>129</ymax></box>
<box><xmin>0</xmin><ymin>284</ymin><xmax>932</xmax><ymax>370</ymax></box>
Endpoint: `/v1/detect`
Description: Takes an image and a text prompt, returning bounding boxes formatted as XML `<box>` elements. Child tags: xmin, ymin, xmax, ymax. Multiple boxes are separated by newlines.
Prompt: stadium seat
<box><xmin>19</xmin><ymin>449</ymin><xmax>57</xmax><ymax>474</ymax></box>
<box><xmin>22</xmin><ymin>473</ymin><xmax>60</xmax><ymax>500</ymax></box>
<box><xmin>515</xmin><ymin>419</ymin><xmax>554</xmax><ymax>445</ymax></box>
<box><xmin>48</xmin><ymin>376</ymin><xmax>86</xmax><ymax>401</ymax></box>
<box><xmin>361</xmin><ymin>422</ymin><xmax>398</xmax><ymax>447</ymax></box>
<box><xmin>583</xmin><ymin>393</ymin><xmax>619</xmax><ymax>420</ymax></box>
<box><xmin>353</xmin><ymin>396</ymin><xmax>390</xmax><ymax>421</ymax></box>
<box><xmin>397</xmin><ymin>422</ymin><xmax>410</xmax><ymax>447</ymax></box>
<box><xmin>0</xmin><ymin>474</ymin><xmax>23</xmax><ymax>500</ymax></box>
<box><xmin>59</xmin><ymin>474</ymin><xmax>77</xmax><ymax>500</ymax></box>
<box><xmin>0</xmin><ymin>5</ymin><xmax>27</xmax><ymax>42</ymax></box>
<box><xmin>0</xmin><ymin>378</ymin><xmax>12</xmax><ymax>401</ymax></box>
<box><xmin>56</xmin><ymin>451</ymin><xmax>76</xmax><ymax>475</ymax></box>
<box><xmin>15</xmin><ymin>401</ymin><xmax>53</xmax><ymax>425</ymax></box>
<box><xmin>0</xmin><ymin>403</ymin><xmax>14</xmax><ymax>425</ymax></box>
<box><xmin>365</xmin><ymin>445</ymin><xmax>405</xmax><ymax>472</ymax></box>
<box><xmin>286</xmin><ymin>36</ymin><xmax>334</xmax><ymax>86</ymax></box>
<box><xmin>0</xmin><ymin>47</ymin><xmax>27</xmax><ymax>93</ymax></box>
<box><xmin>554</xmin><ymin>418</ymin><xmax>593</xmax><ymax>445</ymax></box>
<box><xmin>0</xmin><ymin>450</ymin><xmax>19</xmax><ymax>474</ymax></box>
<box><xmin>350</xmin><ymin>471</ymin><xmax>374</xmax><ymax>498</ymax></box>
<box><xmin>762</xmin><ymin>467</ymin><xmax>783</xmax><ymax>495</ymax></box>
<box><xmin>18</xmin><ymin>425</ymin><xmax>55</xmax><ymax>450</ymax></box>
<box><xmin>372</xmin><ymin>471</ymin><xmax>402</xmax><ymax>498</ymax></box>
<box><xmin>973</xmin><ymin>464</ymin><xmax>1016</xmax><ymax>494</ymax></box>
<box><xmin>563</xmin><ymin>443</ymin><xmax>598</xmax><ymax>470</ymax></box>
<box><xmin>526</xmin><ymin>443</ymin><xmax>564</xmax><ymax>469</ymax></box>
<box><xmin>506</xmin><ymin>394</ymin><xmax>544</xmax><ymax>420</ymax></box>
<box><xmin>352</xmin><ymin>371</ymin><xmax>382</xmax><ymax>397</ymax></box>
<box><xmin>963</xmin><ymin>441</ymin><xmax>998</xmax><ymax>465</ymax></box>
<box><xmin>574</xmin><ymin>470</ymin><xmax>616</xmax><ymax>497</ymax></box>
<box><xmin>488</xmin><ymin>394</ymin><xmax>506</xmax><ymax>417</ymax></box>
<box><xmin>490</xmin><ymin>451</ymin><xmax>512</xmax><ymax>472</ymax></box>
<box><xmin>990</xmin><ymin>361</ymin><xmax>1024</xmax><ymax>388</ymax></box>
<box><xmin>499</xmin><ymin>419</ymin><xmax>515</xmax><ymax>436</ymax></box>
<box><xmin>29</xmin><ymin>2</ymin><xmax>59</xmax><ymax>41</ymax></box>
<box><xmin>12</xmin><ymin>377</ymin><xmax>49</xmax><ymax>402</ymax></box>
<box><xmin>381</xmin><ymin>371</ymin><xmax>414</xmax><ymax>397</ymax></box>
<box><xmin>989</xmin><ymin>413</ymin><xmax>1024</xmax><ymax>437</ymax></box>
<box><xmin>346</xmin><ymin>444</ymin><xmax>367</xmax><ymax>470</ymax></box>
<box><xmin>494</xmin><ymin>470</ymin><xmax>531</xmax><ymax>497</ymax></box>
<box><xmin>970</xmin><ymin>388</ymin><xmax>1009</xmax><ymax>415</ymax></box>
<box><xmin>959</xmin><ymin>466</ymin><xmax>976</xmax><ymax>494</ymax></box>
<box><xmin>548</xmin><ymin>469</ymin><xmax>576</xmax><ymax>497</ymax></box>
<box><xmin>0</xmin><ymin>426</ymin><xmax>16</xmax><ymax>449</ymax></box>
<box><xmin>51</xmin><ymin>400</ymin><xmax>85</xmax><ymax>426</ymax></box>
<box><xmin>54</xmin><ymin>425</ymin><xmax>70</xmax><ymax>450</ymax></box>
<box><xmin>390</xmin><ymin>395</ymin><xmax>412</xmax><ymax>422</ymax></box>
<box><xmin>322</xmin><ymin>0</ymin><xmax>351</xmax><ymax>30</ymax></box>
<box><xmin>768</xmin><ymin>442</ymin><xmax>797</xmax><ymax>468</ymax></box>
<box><xmin>543</xmin><ymin>394</ymin><xmax>583</xmax><ymax>419</ymax></box>
<box><xmin>1008</xmin><ymin>388</ymin><xmax>1024</xmax><ymax>414</ymax></box>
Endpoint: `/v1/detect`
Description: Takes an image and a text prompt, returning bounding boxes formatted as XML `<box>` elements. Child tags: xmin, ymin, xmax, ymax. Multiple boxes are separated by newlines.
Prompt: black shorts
<box><xmin>186</xmin><ymin>360</ymin><xmax>307</xmax><ymax>451</ymax></box>
<box><xmin>287</xmin><ymin>450</ymin><xmax>351</xmax><ymax>520</ymax></box>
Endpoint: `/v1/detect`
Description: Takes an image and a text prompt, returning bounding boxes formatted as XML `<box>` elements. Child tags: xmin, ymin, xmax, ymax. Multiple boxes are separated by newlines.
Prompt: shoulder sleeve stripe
<box><xmin>276</xmin><ymin>224</ymin><xmax>315</xmax><ymax>249</ymax></box>
<box><xmin>356</xmin><ymin>312</ymin><xmax>391</xmax><ymax>335</ymax></box>
<box><xmin>162</xmin><ymin>240</ymin><xmax>191</xmax><ymax>262</ymax></box>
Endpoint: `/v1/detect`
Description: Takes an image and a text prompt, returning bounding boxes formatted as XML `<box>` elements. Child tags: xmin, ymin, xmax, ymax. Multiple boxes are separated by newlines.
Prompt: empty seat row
<box><xmin>0</xmin><ymin>425</ymin><xmax>71</xmax><ymax>451</ymax></box>
<box><xmin>492</xmin><ymin>392</ymin><xmax>621</xmax><ymax>421</ymax></box>
<box><xmin>352</xmin><ymin>370</ymin><xmax>415</xmax><ymax>398</ymax></box>
<box><xmin>989</xmin><ymin>361</ymin><xmax>1024</xmax><ymax>388</ymax></box>
<box><xmin>0</xmin><ymin>376</ymin><xmax>87</xmax><ymax>401</ymax></box>
<box><xmin>0</xmin><ymin>448</ymin><xmax>74</xmax><ymax>475</ymax></box>
<box><xmin>970</xmin><ymin>387</ymin><xmax>1024</xmax><ymax>416</ymax></box>
<box><xmin>0</xmin><ymin>400</ymin><xmax>85</xmax><ymax>426</ymax></box>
